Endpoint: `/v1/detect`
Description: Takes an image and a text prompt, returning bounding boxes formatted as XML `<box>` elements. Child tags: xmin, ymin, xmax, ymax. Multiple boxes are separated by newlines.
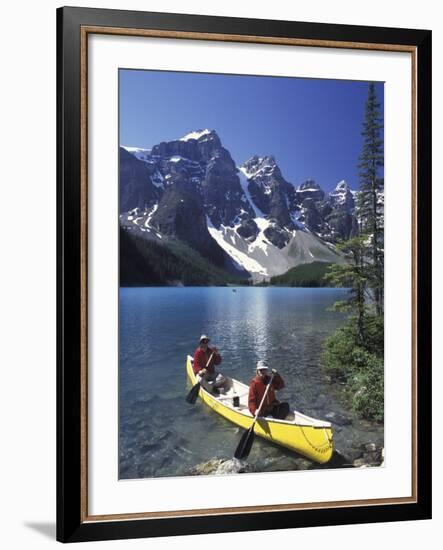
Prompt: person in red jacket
<box><xmin>193</xmin><ymin>334</ymin><xmax>225</xmax><ymax>395</ymax></box>
<box><xmin>248</xmin><ymin>360</ymin><xmax>290</xmax><ymax>419</ymax></box>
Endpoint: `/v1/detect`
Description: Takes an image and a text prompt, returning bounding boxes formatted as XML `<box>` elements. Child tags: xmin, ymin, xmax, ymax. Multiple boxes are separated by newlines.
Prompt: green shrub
<box><xmin>322</xmin><ymin>322</ymin><xmax>357</xmax><ymax>380</ymax></box>
<box><xmin>348</xmin><ymin>348</ymin><xmax>384</xmax><ymax>421</ymax></box>
<box><xmin>322</xmin><ymin>315</ymin><xmax>384</xmax><ymax>421</ymax></box>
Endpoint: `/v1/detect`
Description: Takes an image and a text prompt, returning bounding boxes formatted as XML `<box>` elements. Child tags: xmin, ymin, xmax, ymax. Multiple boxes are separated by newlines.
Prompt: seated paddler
<box><xmin>193</xmin><ymin>334</ymin><xmax>226</xmax><ymax>395</ymax></box>
<box><xmin>248</xmin><ymin>360</ymin><xmax>290</xmax><ymax>419</ymax></box>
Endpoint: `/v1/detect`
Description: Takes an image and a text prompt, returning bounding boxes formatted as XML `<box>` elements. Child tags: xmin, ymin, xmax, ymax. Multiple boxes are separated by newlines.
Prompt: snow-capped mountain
<box><xmin>120</xmin><ymin>129</ymin><xmax>360</xmax><ymax>280</ymax></box>
<box><xmin>328</xmin><ymin>180</ymin><xmax>355</xmax><ymax>212</ymax></box>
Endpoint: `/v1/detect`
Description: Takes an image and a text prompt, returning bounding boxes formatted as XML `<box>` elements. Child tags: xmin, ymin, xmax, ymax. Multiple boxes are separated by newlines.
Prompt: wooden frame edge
<box><xmin>82</xmin><ymin>24</ymin><xmax>417</xmax><ymax>52</ymax></box>
<box><xmin>80</xmin><ymin>25</ymin><xmax>89</xmax><ymax>524</ymax></box>
<box><xmin>411</xmin><ymin>47</ymin><xmax>418</xmax><ymax>503</ymax></box>
<box><xmin>83</xmin><ymin>496</ymin><xmax>416</xmax><ymax>523</ymax></box>
<box><xmin>73</xmin><ymin>20</ymin><xmax>426</xmax><ymax>532</ymax></box>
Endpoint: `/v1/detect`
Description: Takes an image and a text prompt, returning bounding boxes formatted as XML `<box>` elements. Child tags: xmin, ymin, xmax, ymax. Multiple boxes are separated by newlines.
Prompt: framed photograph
<box><xmin>57</xmin><ymin>6</ymin><xmax>432</xmax><ymax>543</ymax></box>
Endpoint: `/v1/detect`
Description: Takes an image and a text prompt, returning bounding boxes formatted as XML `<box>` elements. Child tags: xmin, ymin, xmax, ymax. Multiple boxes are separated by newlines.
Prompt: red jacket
<box><xmin>193</xmin><ymin>346</ymin><xmax>222</xmax><ymax>375</ymax></box>
<box><xmin>248</xmin><ymin>373</ymin><xmax>285</xmax><ymax>416</ymax></box>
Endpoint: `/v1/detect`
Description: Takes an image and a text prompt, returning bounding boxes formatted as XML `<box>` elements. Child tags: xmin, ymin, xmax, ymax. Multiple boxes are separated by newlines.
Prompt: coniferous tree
<box><xmin>321</xmin><ymin>83</ymin><xmax>385</xmax><ymax>421</ymax></box>
<box><xmin>324</xmin><ymin>237</ymin><xmax>369</xmax><ymax>343</ymax></box>
<box><xmin>357</xmin><ymin>83</ymin><xmax>384</xmax><ymax>315</ymax></box>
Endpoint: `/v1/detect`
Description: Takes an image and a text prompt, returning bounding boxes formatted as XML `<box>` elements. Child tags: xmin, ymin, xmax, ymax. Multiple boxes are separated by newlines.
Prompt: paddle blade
<box><xmin>234</xmin><ymin>427</ymin><xmax>255</xmax><ymax>460</ymax></box>
<box><xmin>186</xmin><ymin>382</ymin><xmax>200</xmax><ymax>404</ymax></box>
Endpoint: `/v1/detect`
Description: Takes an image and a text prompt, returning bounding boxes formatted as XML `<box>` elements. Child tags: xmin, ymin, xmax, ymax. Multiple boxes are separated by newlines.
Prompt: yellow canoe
<box><xmin>186</xmin><ymin>355</ymin><xmax>333</xmax><ymax>464</ymax></box>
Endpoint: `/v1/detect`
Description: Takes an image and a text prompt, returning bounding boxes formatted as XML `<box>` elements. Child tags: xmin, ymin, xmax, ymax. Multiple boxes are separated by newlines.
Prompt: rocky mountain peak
<box><xmin>240</xmin><ymin>155</ymin><xmax>297</xmax><ymax>245</ymax></box>
<box><xmin>179</xmin><ymin>129</ymin><xmax>222</xmax><ymax>158</ymax></box>
<box><xmin>180</xmin><ymin>128</ymin><xmax>218</xmax><ymax>143</ymax></box>
<box><xmin>296</xmin><ymin>179</ymin><xmax>325</xmax><ymax>203</ymax></box>
<box><xmin>241</xmin><ymin>155</ymin><xmax>279</xmax><ymax>179</ymax></box>
<box><xmin>328</xmin><ymin>179</ymin><xmax>355</xmax><ymax>212</ymax></box>
<box><xmin>297</xmin><ymin>179</ymin><xmax>322</xmax><ymax>192</ymax></box>
<box><xmin>333</xmin><ymin>179</ymin><xmax>349</xmax><ymax>191</ymax></box>
<box><xmin>148</xmin><ymin>129</ymin><xmax>222</xmax><ymax>164</ymax></box>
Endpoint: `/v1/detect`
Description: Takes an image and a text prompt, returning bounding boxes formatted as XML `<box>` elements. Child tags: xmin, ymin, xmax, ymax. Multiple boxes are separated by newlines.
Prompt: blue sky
<box><xmin>119</xmin><ymin>69</ymin><xmax>384</xmax><ymax>193</ymax></box>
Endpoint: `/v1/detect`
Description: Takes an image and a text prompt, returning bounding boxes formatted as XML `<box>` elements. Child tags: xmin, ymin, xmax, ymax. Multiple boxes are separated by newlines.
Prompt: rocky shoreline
<box><xmin>187</xmin><ymin>442</ymin><xmax>384</xmax><ymax>476</ymax></box>
<box><xmin>185</xmin><ymin>397</ymin><xmax>384</xmax><ymax>476</ymax></box>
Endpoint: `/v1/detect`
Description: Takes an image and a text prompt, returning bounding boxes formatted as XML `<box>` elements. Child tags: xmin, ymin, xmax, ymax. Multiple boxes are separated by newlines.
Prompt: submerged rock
<box><xmin>353</xmin><ymin>459</ymin><xmax>370</xmax><ymax>468</ymax></box>
<box><xmin>189</xmin><ymin>458</ymin><xmax>225</xmax><ymax>475</ymax></box>
<box><xmin>189</xmin><ymin>457</ymin><xmax>255</xmax><ymax>475</ymax></box>
<box><xmin>263</xmin><ymin>455</ymin><xmax>311</xmax><ymax>472</ymax></box>
<box><xmin>338</xmin><ymin>448</ymin><xmax>363</xmax><ymax>464</ymax></box>
<box><xmin>140</xmin><ymin>442</ymin><xmax>160</xmax><ymax>454</ymax></box>
<box><xmin>215</xmin><ymin>458</ymin><xmax>255</xmax><ymax>474</ymax></box>
<box><xmin>323</xmin><ymin>450</ymin><xmax>354</xmax><ymax>468</ymax></box>
<box><xmin>325</xmin><ymin>412</ymin><xmax>353</xmax><ymax>426</ymax></box>
<box><xmin>293</xmin><ymin>458</ymin><xmax>312</xmax><ymax>470</ymax></box>
<box><xmin>351</xmin><ymin>444</ymin><xmax>384</xmax><ymax>468</ymax></box>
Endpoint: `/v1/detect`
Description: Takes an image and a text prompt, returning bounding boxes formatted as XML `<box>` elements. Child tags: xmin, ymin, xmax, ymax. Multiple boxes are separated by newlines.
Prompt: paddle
<box><xmin>185</xmin><ymin>351</ymin><xmax>215</xmax><ymax>404</ymax></box>
<box><xmin>234</xmin><ymin>373</ymin><xmax>275</xmax><ymax>460</ymax></box>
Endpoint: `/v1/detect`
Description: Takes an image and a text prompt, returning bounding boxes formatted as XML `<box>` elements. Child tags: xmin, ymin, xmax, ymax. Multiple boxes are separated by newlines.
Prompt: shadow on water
<box><xmin>119</xmin><ymin>287</ymin><xmax>384</xmax><ymax>479</ymax></box>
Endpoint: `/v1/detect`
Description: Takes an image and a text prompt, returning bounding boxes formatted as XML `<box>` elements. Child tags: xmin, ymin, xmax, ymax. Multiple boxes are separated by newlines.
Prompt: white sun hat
<box><xmin>256</xmin><ymin>360</ymin><xmax>270</xmax><ymax>371</ymax></box>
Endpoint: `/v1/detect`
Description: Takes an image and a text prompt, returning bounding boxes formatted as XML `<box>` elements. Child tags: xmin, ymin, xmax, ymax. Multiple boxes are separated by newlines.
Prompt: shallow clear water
<box><xmin>119</xmin><ymin>287</ymin><xmax>383</xmax><ymax>479</ymax></box>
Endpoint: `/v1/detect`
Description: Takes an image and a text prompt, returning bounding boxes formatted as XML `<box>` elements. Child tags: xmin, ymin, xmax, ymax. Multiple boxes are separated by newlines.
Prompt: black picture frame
<box><xmin>57</xmin><ymin>6</ymin><xmax>432</xmax><ymax>543</ymax></box>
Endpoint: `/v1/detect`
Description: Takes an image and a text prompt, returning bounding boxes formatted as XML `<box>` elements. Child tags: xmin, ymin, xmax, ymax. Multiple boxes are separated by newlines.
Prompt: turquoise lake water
<box><xmin>119</xmin><ymin>286</ymin><xmax>384</xmax><ymax>479</ymax></box>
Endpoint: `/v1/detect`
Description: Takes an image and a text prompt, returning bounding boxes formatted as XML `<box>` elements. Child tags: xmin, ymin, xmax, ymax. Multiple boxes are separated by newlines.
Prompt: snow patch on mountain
<box><xmin>328</xmin><ymin>179</ymin><xmax>355</xmax><ymax>211</ymax></box>
<box><xmin>290</xmin><ymin>208</ymin><xmax>306</xmax><ymax>230</ymax></box>
<box><xmin>120</xmin><ymin>205</ymin><xmax>163</xmax><ymax>239</ymax></box>
<box><xmin>238</xmin><ymin>168</ymin><xmax>266</xmax><ymax>218</ymax></box>
<box><xmin>241</xmin><ymin>157</ymin><xmax>264</xmax><ymax>179</ymax></box>
<box><xmin>121</xmin><ymin>146</ymin><xmax>152</xmax><ymax>162</ymax></box>
<box><xmin>151</xmin><ymin>171</ymin><xmax>164</xmax><ymax>188</ymax></box>
<box><xmin>208</xmin><ymin>225</ymin><xmax>271</xmax><ymax>277</ymax></box>
<box><xmin>145</xmin><ymin>204</ymin><xmax>158</xmax><ymax>227</ymax></box>
<box><xmin>206</xmin><ymin>216</ymin><xmax>269</xmax><ymax>276</ymax></box>
<box><xmin>180</xmin><ymin>129</ymin><xmax>212</xmax><ymax>141</ymax></box>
